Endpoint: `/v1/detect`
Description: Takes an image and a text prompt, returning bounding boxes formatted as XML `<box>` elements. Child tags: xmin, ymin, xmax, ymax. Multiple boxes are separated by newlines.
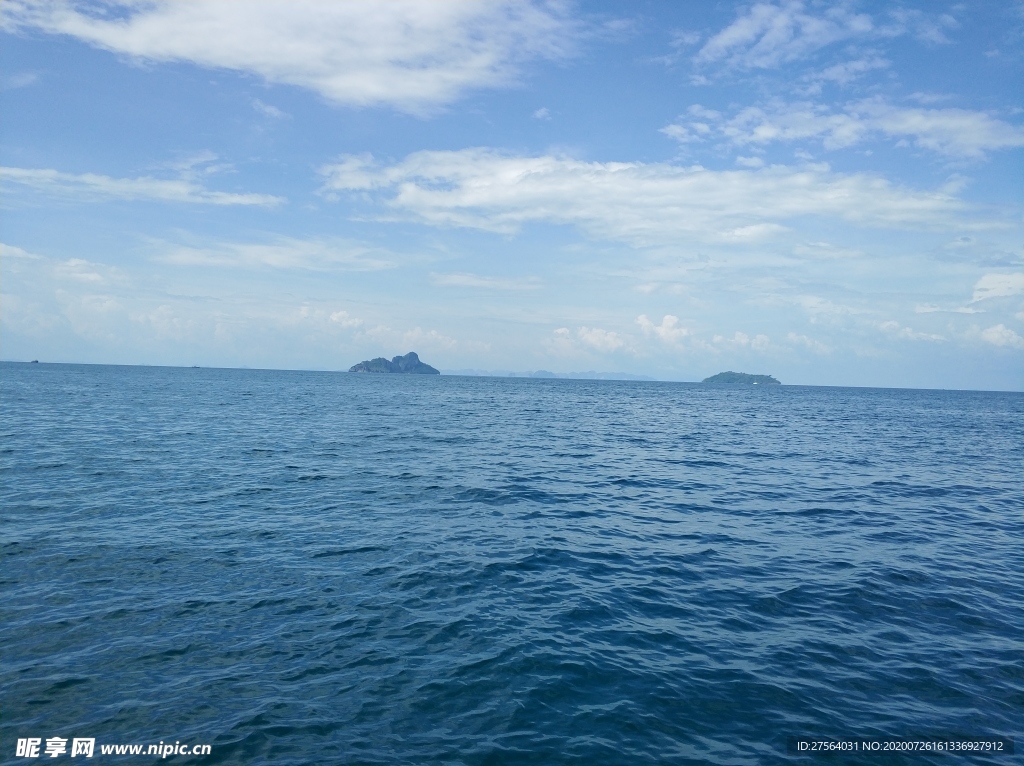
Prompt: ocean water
<box><xmin>1</xmin><ymin>362</ymin><xmax>1021</xmax><ymax>765</ymax></box>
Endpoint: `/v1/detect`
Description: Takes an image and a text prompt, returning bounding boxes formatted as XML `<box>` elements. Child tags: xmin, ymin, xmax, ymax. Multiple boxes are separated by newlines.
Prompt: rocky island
<box><xmin>702</xmin><ymin>371</ymin><xmax>780</xmax><ymax>385</ymax></box>
<box><xmin>349</xmin><ymin>351</ymin><xmax>440</xmax><ymax>375</ymax></box>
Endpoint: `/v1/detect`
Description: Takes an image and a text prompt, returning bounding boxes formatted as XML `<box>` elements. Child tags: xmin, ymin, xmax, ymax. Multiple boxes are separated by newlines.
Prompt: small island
<box><xmin>702</xmin><ymin>371</ymin><xmax>780</xmax><ymax>386</ymax></box>
<box><xmin>349</xmin><ymin>351</ymin><xmax>440</xmax><ymax>375</ymax></box>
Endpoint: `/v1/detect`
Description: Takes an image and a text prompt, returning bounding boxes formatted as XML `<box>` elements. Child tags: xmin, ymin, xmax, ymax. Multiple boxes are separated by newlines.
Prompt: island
<box><xmin>349</xmin><ymin>351</ymin><xmax>440</xmax><ymax>375</ymax></box>
<box><xmin>702</xmin><ymin>371</ymin><xmax>780</xmax><ymax>385</ymax></box>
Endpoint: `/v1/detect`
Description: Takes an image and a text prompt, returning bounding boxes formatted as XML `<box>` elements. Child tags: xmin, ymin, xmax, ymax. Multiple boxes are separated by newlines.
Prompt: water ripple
<box><xmin>1</xmin><ymin>364</ymin><xmax>1022</xmax><ymax>765</ymax></box>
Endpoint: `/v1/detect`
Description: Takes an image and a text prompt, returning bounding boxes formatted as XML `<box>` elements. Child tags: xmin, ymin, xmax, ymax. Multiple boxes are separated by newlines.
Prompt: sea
<box><xmin>2</xmin><ymin>362</ymin><xmax>1021</xmax><ymax>765</ymax></box>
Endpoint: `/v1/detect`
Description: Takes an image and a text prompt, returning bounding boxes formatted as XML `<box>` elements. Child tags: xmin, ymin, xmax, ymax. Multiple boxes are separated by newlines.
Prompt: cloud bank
<box><xmin>3</xmin><ymin>166</ymin><xmax>283</xmax><ymax>206</ymax></box>
<box><xmin>695</xmin><ymin>1</ymin><xmax>874</xmax><ymax>69</ymax></box>
<box><xmin>663</xmin><ymin>99</ymin><xmax>1024</xmax><ymax>159</ymax></box>
<box><xmin>2</xmin><ymin>0</ymin><xmax>576</xmax><ymax>113</ymax></box>
<box><xmin>693</xmin><ymin>1</ymin><xmax>958</xmax><ymax>71</ymax></box>
<box><xmin>156</xmin><ymin>238</ymin><xmax>394</xmax><ymax>271</ymax></box>
<box><xmin>321</xmin><ymin>150</ymin><xmax>973</xmax><ymax>246</ymax></box>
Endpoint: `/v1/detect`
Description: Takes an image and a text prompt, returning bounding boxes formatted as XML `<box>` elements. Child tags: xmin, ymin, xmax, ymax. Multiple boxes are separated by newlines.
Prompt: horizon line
<box><xmin>2</xmin><ymin>360</ymin><xmax>1021</xmax><ymax>394</ymax></box>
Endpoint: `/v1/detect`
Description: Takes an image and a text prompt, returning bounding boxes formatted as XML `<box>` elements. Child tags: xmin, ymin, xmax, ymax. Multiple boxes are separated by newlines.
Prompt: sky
<box><xmin>1</xmin><ymin>0</ymin><xmax>1022</xmax><ymax>389</ymax></box>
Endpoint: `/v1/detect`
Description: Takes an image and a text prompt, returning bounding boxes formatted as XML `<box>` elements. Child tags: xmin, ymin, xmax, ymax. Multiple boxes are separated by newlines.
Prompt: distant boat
<box><xmin>29</xmin><ymin>360</ymin><xmax>39</xmax><ymax>363</ymax></box>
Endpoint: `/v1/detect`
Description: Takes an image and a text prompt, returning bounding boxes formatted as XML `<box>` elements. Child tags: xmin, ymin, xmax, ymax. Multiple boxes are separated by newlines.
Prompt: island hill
<box><xmin>349</xmin><ymin>352</ymin><xmax>439</xmax><ymax>375</ymax></box>
<box><xmin>702</xmin><ymin>371</ymin><xmax>781</xmax><ymax>386</ymax></box>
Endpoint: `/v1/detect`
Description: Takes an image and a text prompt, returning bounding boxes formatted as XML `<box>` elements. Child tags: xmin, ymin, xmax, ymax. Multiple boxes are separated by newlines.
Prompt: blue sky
<box><xmin>2</xmin><ymin>0</ymin><xmax>1022</xmax><ymax>389</ymax></box>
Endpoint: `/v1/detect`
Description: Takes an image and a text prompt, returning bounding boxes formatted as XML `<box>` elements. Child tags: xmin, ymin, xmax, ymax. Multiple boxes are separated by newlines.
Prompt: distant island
<box><xmin>349</xmin><ymin>351</ymin><xmax>439</xmax><ymax>375</ymax></box>
<box><xmin>702</xmin><ymin>371</ymin><xmax>780</xmax><ymax>386</ymax></box>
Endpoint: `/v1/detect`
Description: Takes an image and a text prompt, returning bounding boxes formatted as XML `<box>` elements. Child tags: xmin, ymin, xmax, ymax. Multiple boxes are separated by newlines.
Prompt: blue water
<box><xmin>2</xmin><ymin>363</ymin><xmax>1022</xmax><ymax>765</ymax></box>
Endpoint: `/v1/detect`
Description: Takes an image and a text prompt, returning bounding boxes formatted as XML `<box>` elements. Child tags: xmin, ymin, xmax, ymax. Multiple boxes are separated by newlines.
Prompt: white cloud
<box><xmin>1</xmin><ymin>0</ymin><xmax>577</xmax><ymax>113</ymax></box>
<box><xmin>357</xmin><ymin>322</ymin><xmax>481</xmax><ymax>356</ymax></box>
<box><xmin>547</xmin><ymin>325</ymin><xmax>627</xmax><ymax>355</ymax></box>
<box><xmin>914</xmin><ymin>304</ymin><xmax>981</xmax><ymax>314</ymax></box>
<box><xmin>979</xmin><ymin>324</ymin><xmax>1024</xmax><ymax>349</ymax></box>
<box><xmin>659</xmin><ymin>123</ymin><xmax>702</xmax><ymax>143</ymax></box>
<box><xmin>878</xmin><ymin>320</ymin><xmax>944</xmax><ymax>341</ymax></box>
<box><xmin>577</xmin><ymin>326</ymin><xmax>626</xmax><ymax>352</ymax></box>
<box><xmin>2</xmin><ymin>246</ymin><xmax>128</xmax><ymax>288</ymax></box>
<box><xmin>0</xmin><ymin>242</ymin><xmax>44</xmax><ymax>260</ymax></box>
<box><xmin>252</xmin><ymin>99</ymin><xmax>288</xmax><ymax>119</ymax></box>
<box><xmin>533</xmin><ymin>107</ymin><xmax>551</xmax><ymax>120</ymax></box>
<box><xmin>786</xmin><ymin>332</ymin><xmax>830</xmax><ymax>353</ymax></box>
<box><xmin>972</xmin><ymin>273</ymin><xmax>1024</xmax><ymax>302</ymax></box>
<box><xmin>53</xmin><ymin>258</ymin><xmax>112</xmax><ymax>284</ymax></box>
<box><xmin>402</xmin><ymin>327</ymin><xmax>458</xmax><ymax>350</ymax></box>
<box><xmin>319</xmin><ymin>153</ymin><xmax>383</xmax><ymax>192</ymax></box>
<box><xmin>163</xmin><ymin>150</ymin><xmax>229</xmax><ymax>176</ymax></box>
<box><xmin>796</xmin><ymin>295</ymin><xmax>863</xmax><ymax>319</ymax></box>
<box><xmin>693</xmin><ymin>2</ymin><xmax>960</xmax><ymax>71</ymax></box>
<box><xmin>695</xmin><ymin>1</ymin><xmax>874</xmax><ymax>69</ymax></box>
<box><xmin>857</xmin><ymin>100</ymin><xmax>1024</xmax><ymax>158</ymax></box>
<box><xmin>792</xmin><ymin>240</ymin><xmax>863</xmax><ymax>259</ymax></box>
<box><xmin>548</xmin><ymin>327</ymin><xmax>575</xmax><ymax>355</ymax></box>
<box><xmin>935</xmin><ymin>235</ymin><xmax>1020</xmax><ymax>267</ymax></box>
<box><xmin>0</xmin><ymin>246</ymin><xmax>476</xmax><ymax>362</ymax></box>
<box><xmin>430</xmin><ymin>272</ymin><xmax>541</xmax><ymax>290</ymax></box>
<box><xmin>802</xmin><ymin>55</ymin><xmax>889</xmax><ymax>91</ymax></box>
<box><xmin>329</xmin><ymin>310</ymin><xmax>362</xmax><ymax>329</ymax></box>
<box><xmin>319</xmin><ymin>149</ymin><xmax>972</xmax><ymax>247</ymax></box>
<box><xmin>156</xmin><ymin>237</ymin><xmax>394</xmax><ymax>271</ymax></box>
<box><xmin>1</xmin><ymin>71</ymin><xmax>39</xmax><ymax>89</ymax></box>
<box><xmin>2</xmin><ymin>166</ymin><xmax>283</xmax><ymax>206</ymax></box>
<box><xmin>722</xmin><ymin>223</ymin><xmax>788</xmax><ymax>240</ymax></box>
<box><xmin>714</xmin><ymin>331</ymin><xmax>771</xmax><ymax>350</ymax></box>
<box><xmin>335</xmin><ymin>315</ymin><xmax>486</xmax><ymax>355</ymax></box>
<box><xmin>882</xmin><ymin>8</ymin><xmax>959</xmax><ymax>45</ymax></box>
<box><xmin>672</xmin><ymin>30</ymin><xmax>702</xmax><ymax>48</ymax></box>
<box><xmin>636</xmin><ymin>314</ymin><xmax>690</xmax><ymax>343</ymax></box>
<box><xmin>663</xmin><ymin>98</ymin><xmax>1024</xmax><ymax>159</ymax></box>
<box><xmin>649</xmin><ymin>29</ymin><xmax>702</xmax><ymax>67</ymax></box>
